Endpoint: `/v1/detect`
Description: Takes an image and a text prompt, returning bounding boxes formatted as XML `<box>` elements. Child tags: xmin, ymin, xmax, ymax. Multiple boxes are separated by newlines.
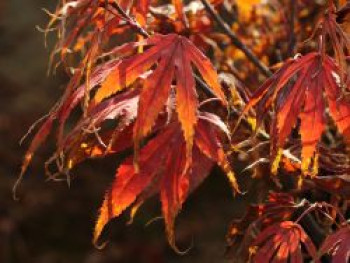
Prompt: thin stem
<box><xmin>295</xmin><ymin>203</ymin><xmax>318</xmax><ymax>224</ymax></box>
<box><xmin>111</xmin><ymin>1</ymin><xmax>149</xmax><ymax>38</ymax></box>
<box><xmin>287</xmin><ymin>0</ymin><xmax>297</xmax><ymax>57</ymax></box>
<box><xmin>199</xmin><ymin>0</ymin><xmax>272</xmax><ymax>77</ymax></box>
<box><xmin>194</xmin><ymin>74</ymin><xmax>217</xmax><ymax>97</ymax></box>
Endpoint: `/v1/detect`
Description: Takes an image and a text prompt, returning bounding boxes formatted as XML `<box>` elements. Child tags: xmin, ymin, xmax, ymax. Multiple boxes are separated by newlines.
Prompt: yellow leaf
<box><xmin>236</xmin><ymin>0</ymin><xmax>261</xmax><ymax>20</ymax></box>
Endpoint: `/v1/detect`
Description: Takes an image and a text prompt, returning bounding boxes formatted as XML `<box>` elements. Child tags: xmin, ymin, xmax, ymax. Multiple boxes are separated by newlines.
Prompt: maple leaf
<box><xmin>60</xmin><ymin>88</ymin><xmax>141</xmax><ymax>170</ymax></box>
<box><xmin>92</xmin><ymin>33</ymin><xmax>227</xmax><ymax>170</ymax></box>
<box><xmin>312</xmin><ymin>2</ymin><xmax>350</xmax><ymax>84</ymax></box>
<box><xmin>66</xmin><ymin>124</ymin><xmax>134</xmax><ymax>167</ymax></box>
<box><xmin>46</xmin><ymin>0</ymin><xmax>151</xmax><ymax>77</ymax></box>
<box><xmin>48</xmin><ymin>0</ymin><xmax>124</xmax><ymax>60</ymax></box>
<box><xmin>226</xmin><ymin>192</ymin><xmax>298</xmax><ymax>262</ymax></box>
<box><xmin>62</xmin><ymin>88</ymin><xmax>173</xmax><ymax>170</ymax></box>
<box><xmin>251</xmin><ymin>221</ymin><xmax>318</xmax><ymax>263</ymax></box>
<box><xmin>17</xmin><ymin>58</ymin><xmax>123</xmax><ymax>189</ymax></box>
<box><xmin>93</xmin><ymin>112</ymin><xmax>238</xmax><ymax>251</ymax></box>
<box><xmin>16</xmin><ymin>115</ymin><xmax>56</xmax><ymax>197</ymax></box>
<box><xmin>309</xmin><ymin>144</ymin><xmax>350</xmax><ymax>198</ymax></box>
<box><xmin>278</xmin><ymin>143</ymin><xmax>350</xmax><ymax>198</ymax></box>
<box><xmin>18</xmin><ymin>30</ymin><xmax>227</xmax><ymax>193</ymax></box>
<box><xmin>238</xmin><ymin>52</ymin><xmax>350</xmax><ymax>175</ymax></box>
<box><xmin>319</xmin><ymin>225</ymin><xmax>350</xmax><ymax>262</ymax></box>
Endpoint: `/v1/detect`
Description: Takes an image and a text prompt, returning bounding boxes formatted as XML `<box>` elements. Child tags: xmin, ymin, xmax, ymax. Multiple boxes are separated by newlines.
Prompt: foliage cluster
<box><xmin>18</xmin><ymin>0</ymin><xmax>350</xmax><ymax>262</ymax></box>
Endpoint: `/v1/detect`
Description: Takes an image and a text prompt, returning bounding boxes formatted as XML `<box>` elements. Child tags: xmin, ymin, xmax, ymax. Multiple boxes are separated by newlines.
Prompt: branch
<box><xmin>199</xmin><ymin>0</ymin><xmax>272</xmax><ymax>77</ymax></box>
<box><xmin>194</xmin><ymin>1</ymin><xmax>302</xmax><ymax>167</ymax></box>
<box><xmin>293</xmin><ymin>205</ymin><xmax>327</xmax><ymax>247</ymax></box>
<box><xmin>110</xmin><ymin>1</ymin><xmax>149</xmax><ymax>38</ymax></box>
<box><xmin>194</xmin><ymin>75</ymin><xmax>217</xmax><ymax>97</ymax></box>
<box><xmin>287</xmin><ymin>0</ymin><xmax>297</xmax><ymax>57</ymax></box>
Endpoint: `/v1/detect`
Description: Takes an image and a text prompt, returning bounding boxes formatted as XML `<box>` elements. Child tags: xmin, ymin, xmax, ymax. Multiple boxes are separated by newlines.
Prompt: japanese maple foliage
<box><xmin>18</xmin><ymin>0</ymin><xmax>235</xmax><ymax>251</ymax></box>
<box><xmin>18</xmin><ymin>0</ymin><xmax>350</xmax><ymax>261</ymax></box>
<box><xmin>252</xmin><ymin>221</ymin><xmax>318</xmax><ymax>263</ymax></box>
<box><xmin>239</xmin><ymin>52</ymin><xmax>350</xmax><ymax>175</ymax></box>
<box><xmin>92</xmin><ymin>33</ymin><xmax>227</xmax><ymax>169</ymax></box>
<box><xmin>94</xmin><ymin>112</ymin><xmax>238</xmax><ymax>250</ymax></box>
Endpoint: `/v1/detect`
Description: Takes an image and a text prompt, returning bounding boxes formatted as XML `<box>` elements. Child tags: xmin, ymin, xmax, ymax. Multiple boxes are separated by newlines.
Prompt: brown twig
<box><xmin>199</xmin><ymin>0</ymin><xmax>272</xmax><ymax>77</ymax></box>
<box><xmin>287</xmin><ymin>0</ymin><xmax>297</xmax><ymax>57</ymax></box>
<box><xmin>110</xmin><ymin>1</ymin><xmax>149</xmax><ymax>38</ymax></box>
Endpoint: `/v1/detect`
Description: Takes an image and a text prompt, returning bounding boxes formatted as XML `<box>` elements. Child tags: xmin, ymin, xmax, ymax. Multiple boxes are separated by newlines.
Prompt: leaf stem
<box><xmin>287</xmin><ymin>0</ymin><xmax>297</xmax><ymax>57</ymax></box>
<box><xmin>111</xmin><ymin>1</ymin><xmax>149</xmax><ymax>38</ymax></box>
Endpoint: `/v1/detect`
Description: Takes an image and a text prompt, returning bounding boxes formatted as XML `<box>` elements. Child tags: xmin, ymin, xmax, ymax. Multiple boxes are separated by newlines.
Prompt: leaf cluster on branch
<box><xmin>18</xmin><ymin>0</ymin><xmax>350</xmax><ymax>261</ymax></box>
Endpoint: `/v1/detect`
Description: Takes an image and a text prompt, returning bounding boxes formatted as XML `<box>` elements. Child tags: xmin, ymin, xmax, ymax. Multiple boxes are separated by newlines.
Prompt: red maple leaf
<box><xmin>226</xmin><ymin>192</ymin><xmax>298</xmax><ymax>261</ymax></box>
<box><xmin>17</xmin><ymin>58</ymin><xmax>122</xmax><ymax>188</ymax></box>
<box><xmin>58</xmin><ymin>87</ymin><xmax>141</xmax><ymax>170</ymax></box>
<box><xmin>239</xmin><ymin>52</ymin><xmax>350</xmax><ymax>175</ymax></box>
<box><xmin>93</xmin><ymin>33</ymin><xmax>227</xmax><ymax>170</ymax></box>
<box><xmin>319</xmin><ymin>225</ymin><xmax>350</xmax><ymax>262</ymax></box>
<box><xmin>313</xmin><ymin>2</ymin><xmax>350</xmax><ymax>83</ymax></box>
<box><xmin>252</xmin><ymin>221</ymin><xmax>318</xmax><ymax>263</ymax></box>
<box><xmin>48</xmin><ymin>0</ymin><xmax>126</xmax><ymax>60</ymax></box>
<box><xmin>93</xmin><ymin>112</ymin><xmax>238</xmax><ymax>251</ymax></box>
<box><xmin>19</xmin><ymin>75</ymin><xmax>235</xmax><ymax>250</ymax></box>
<box><xmin>18</xmin><ymin>33</ymin><xmax>227</xmax><ymax>198</ymax></box>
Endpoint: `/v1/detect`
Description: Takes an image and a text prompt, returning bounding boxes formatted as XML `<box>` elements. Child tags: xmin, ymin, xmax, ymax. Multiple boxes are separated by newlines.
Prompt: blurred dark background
<box><xmin>0</xmin><ymin>1</ymin><xmax>249</xmax><ymax>262</ymax></box>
